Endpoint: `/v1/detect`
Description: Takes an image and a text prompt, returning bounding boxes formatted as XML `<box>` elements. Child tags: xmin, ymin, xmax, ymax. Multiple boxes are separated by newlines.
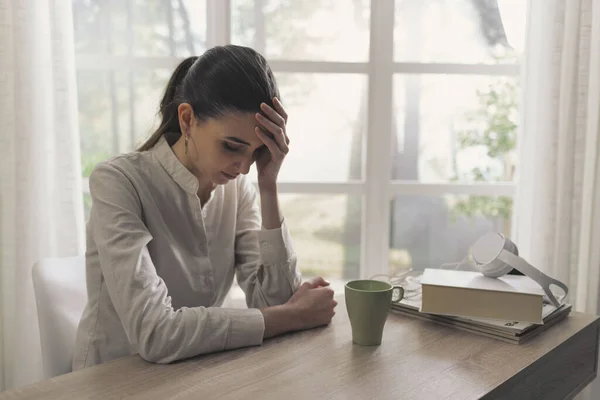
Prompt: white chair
<box><xmin>32</xmin><ymin>256</ymin><xmax>87</xmax><ymax>379</ymax></box>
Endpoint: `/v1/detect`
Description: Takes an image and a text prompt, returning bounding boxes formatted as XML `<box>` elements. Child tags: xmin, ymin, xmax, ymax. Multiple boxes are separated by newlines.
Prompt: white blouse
<box><xmin>72</xmin><ymin>135</ymin><xmax>301</xmax><ymax>370</ymax></box>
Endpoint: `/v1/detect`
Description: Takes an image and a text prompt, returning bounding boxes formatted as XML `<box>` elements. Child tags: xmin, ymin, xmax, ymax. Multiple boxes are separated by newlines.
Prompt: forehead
<box><xmin>208</xmin><ymin>112</ymin><xmax>263</xmax><ymax>149</ymax></box>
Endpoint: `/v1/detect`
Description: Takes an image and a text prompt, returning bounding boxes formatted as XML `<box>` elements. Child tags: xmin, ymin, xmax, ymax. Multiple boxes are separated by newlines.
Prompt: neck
<box><xmin>171</xmin><ymin>136</ymin><xmax>215</xmax><ymax>196</ymax></box>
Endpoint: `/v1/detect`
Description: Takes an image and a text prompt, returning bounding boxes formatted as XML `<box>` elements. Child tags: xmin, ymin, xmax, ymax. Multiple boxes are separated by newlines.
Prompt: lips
<box><xmin>222</xmin><ymin>172</ymin><xmax>238</xmax><ymax>180</ymax></box>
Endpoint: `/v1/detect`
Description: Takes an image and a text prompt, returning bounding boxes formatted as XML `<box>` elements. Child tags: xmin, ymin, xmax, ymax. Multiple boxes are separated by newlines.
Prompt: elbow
<box><xmin>139</xmin><ymin>350</ymin><xmax>173</xmax><ymax>364</ymax></box>
<box><xmin>138</xmin><ymin>351</ymin><xmax>166</xmax><ymax>364</ymax></box>
<box><xmin>136</xmin><ymin>320</ymin><xmax>180</xmax><ymax>364</ymax></box>
<box><xmin>137</xmin><ymin>337</ymin><xmax>176</xmax><ymax>364</ymax></box>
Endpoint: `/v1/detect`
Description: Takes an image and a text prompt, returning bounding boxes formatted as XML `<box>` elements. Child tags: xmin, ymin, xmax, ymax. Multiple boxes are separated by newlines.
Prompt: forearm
<box><xmin>258</xmin><ymin>182</ymin><xmax>283</xmax><ymax>230</ymax></box>
<box><xmin>260</xmin><ymin>304</ymin><xmax>299</xmax><ymax>338</ymax></box>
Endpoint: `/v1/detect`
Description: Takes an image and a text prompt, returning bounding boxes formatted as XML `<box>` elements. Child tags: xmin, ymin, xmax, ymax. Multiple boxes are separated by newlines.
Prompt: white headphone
<box><xmin>468</xmin><ymin>232</ymin><xmax>568</xmax><ymax>307</ymax></box>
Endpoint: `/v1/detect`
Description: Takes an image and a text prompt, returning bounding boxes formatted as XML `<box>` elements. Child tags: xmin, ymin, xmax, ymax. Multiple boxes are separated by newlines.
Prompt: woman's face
<box><xmin>178</xmin><ymin>103</ymin><xmax>267</xmax><ymax>185</ymax></box>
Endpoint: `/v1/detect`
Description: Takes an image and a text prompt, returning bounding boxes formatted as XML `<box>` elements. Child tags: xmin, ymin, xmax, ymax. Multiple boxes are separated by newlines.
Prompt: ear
<box><xmin>177</xmin><ymin>103</ymin><xmax>195</xmax><ymax>134</ymax></box>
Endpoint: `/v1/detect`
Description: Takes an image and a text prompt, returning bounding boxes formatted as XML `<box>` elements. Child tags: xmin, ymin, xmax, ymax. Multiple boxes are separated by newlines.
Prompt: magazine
<box><xmin>393</xmin><ymin>293</ymin><xmax>568</xmax><ymax>334</ymax></box>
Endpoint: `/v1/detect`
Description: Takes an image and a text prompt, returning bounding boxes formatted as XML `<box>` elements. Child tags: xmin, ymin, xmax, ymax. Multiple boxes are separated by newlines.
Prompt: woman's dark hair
<box><xmin>138</xmin><ymin>45</ymin><xmax>280</xmax><ymax>151</ymax></box>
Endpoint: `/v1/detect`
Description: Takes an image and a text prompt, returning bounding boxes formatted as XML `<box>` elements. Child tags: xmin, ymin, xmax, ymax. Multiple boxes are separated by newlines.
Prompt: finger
<box><xmin>260</xmin><ymin>101</ymin><xmax>290</xmax><ymax>146</ymax></box>
<box><xmin>260</xmin><ymin>103</ymin><xmax>285</xmax><ymax>128</ymax></box>
<box><xmin>310</xmin><ymin>277</ymin><xmax>330</xmax><ymax>288</ymax></box>
<box><xmin>261</xmin><ymin>101</ymin><xmax>290</xmax><ymax>147</ymax></box>
<box><xmin>296</xmin><ymin>282</ymin><xmax>311</xmax><ymax>294</ymax></box>
<box><xmin>255</xmin><ymin>126</ymin><xmax>284</xmax><ymax>159</ymax></box>
<box><xmin>273</xmin><ymin>97</ymin><xmax>288</xmax><ymax>123</ymax></box>
<box><xmin>272</xmin><ymin>99</ymin><xmax>290</xmax><ymax>146</ymax></box>
<box><xmin>255</xmin><ymin>113</ymin><xmax>288</xmax><ymax>154</ymax></box>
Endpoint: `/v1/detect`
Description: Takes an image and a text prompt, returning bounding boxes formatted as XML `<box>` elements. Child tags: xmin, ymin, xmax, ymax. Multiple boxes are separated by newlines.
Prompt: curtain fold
<box><xmin>576</xmin><ymin>0</ymin><xmax>600</xmax><ymax>320</ymax></box>
<box><xmin>514</xmin><ymin>0</ymin><xmax>600</xmax><ymax>398</ymax></box>
<box><xmin>0</xmin><ymin>0</ymin><xmax>84</xmax><ymax>390</ymax></box>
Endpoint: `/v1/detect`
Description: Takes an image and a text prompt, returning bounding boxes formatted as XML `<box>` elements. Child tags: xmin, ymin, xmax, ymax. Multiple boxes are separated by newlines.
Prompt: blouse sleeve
<box><xmin>88</xmin><ymin>162</ymin><xmax>265</xmax><ymax>364</ymax></box>
<box><xmin>234</xmin><ymin>175</ymin><xmax>302</xmax><ymax>309</ymax></box>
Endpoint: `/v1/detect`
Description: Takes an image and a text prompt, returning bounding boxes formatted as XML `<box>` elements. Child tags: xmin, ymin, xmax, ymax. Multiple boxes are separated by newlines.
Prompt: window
<box><xmin>73</xmin><ymin>0</ymin><xmax>526</xmax><ymax>283</ymax></box>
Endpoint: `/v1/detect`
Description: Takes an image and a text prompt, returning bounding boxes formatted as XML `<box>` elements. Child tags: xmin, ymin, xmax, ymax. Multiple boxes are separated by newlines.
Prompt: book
<box><xmin>389</xmin><ymin>270</ymin><xmax>572</xmax><ymax>344</ymax></box>
<box><xmin>419</xmin><ymin>268</ymin><xmax>548</xmax><ymax>324</ymax></box>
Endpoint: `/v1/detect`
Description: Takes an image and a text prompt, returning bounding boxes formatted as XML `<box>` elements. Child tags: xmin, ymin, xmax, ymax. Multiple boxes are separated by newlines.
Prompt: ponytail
<box><xmin>138</xmin><ymin>46</ymin><xmax>280</xmax><ymax>152</ymax></box>
<box><xmin>138</xmin><ymin>56</ymin><xmax>198</xmax><ymax>151</ymax></box>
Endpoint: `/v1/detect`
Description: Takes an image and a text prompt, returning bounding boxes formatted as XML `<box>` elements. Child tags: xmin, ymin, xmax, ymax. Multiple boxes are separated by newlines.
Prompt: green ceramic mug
<box><xmin>345</xmin><ymin>280</ymin><xmax>404</xmax><ymax>346</ymax></box>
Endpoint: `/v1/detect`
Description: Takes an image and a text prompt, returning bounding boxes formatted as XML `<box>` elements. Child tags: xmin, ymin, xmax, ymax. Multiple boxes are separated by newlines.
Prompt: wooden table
<box><xmin>1</xmin><ymin>303</ymin><xmax>598</xmax><ymax>400</ymax></box>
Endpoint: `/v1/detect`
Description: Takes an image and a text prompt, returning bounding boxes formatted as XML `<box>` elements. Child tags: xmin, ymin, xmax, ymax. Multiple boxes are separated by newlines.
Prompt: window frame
<box><xmin>77</xmin><ymin>0</ymin><xmax>519</xmax><ymax>279</ymax></box>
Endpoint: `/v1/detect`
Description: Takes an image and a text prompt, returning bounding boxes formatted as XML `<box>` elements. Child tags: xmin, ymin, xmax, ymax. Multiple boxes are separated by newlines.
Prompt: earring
<box><xmin>184</xmin><ymin>134</ymin><xmax>189</xmax><ymax>155</ymax></box>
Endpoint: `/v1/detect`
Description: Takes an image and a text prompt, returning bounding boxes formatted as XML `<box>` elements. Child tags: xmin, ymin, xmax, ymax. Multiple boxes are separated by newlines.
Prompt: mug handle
<box><xmin>391</xmin><ymin>286</ymin><xmax>404</xmax><ymax>303</ymax></box>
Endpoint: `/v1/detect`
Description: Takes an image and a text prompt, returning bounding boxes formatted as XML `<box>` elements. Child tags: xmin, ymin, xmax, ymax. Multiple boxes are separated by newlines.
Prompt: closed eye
<box><xmin>223</xmin><ymin>141</ymin><xmax>243</xmax><ymax>152</ymax></box>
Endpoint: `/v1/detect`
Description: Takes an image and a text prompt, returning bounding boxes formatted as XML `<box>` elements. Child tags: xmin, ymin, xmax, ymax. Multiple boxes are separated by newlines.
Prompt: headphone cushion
<box><xmin>472</xmin><ymin>233</ymin><xmax>520</xmax><ymax>278</ymax></box>
<box><xmin>476</xmin><ymin>259</ymin><xmax>512</xmax><ymax>278</ymax></box>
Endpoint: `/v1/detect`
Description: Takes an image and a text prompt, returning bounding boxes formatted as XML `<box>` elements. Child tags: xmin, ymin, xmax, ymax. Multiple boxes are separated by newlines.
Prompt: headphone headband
<box><xmin>470</xmin><ymin>232</ymin><xmax>568</xmax><ymax>307</ymax></box>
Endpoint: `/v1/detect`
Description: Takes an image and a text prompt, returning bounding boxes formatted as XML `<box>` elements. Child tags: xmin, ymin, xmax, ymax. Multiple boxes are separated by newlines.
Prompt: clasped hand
<box><xmin>285</xmin><ymin>277</ymin><xmax>338</xmax><ymax>330</ymax></box>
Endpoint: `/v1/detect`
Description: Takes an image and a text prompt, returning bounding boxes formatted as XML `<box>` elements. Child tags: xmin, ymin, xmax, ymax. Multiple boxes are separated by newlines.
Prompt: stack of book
<box><xmin>390</xmin><ymin>268</ymin><xmax>571</xmax><ymax>344</ymax></box>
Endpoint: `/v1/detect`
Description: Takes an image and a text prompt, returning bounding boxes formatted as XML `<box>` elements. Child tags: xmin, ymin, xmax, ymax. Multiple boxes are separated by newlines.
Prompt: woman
<box><xmin>72</xmin><ymin>45</ymin><xmax>337</xmax><ymax>370</ymax></box>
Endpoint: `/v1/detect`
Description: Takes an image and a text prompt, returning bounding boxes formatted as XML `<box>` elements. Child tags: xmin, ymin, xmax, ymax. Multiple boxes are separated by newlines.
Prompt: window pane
<box><xmin>225</xmin><ymin>193</ymin><xmax>360</xmax><ymax>307</ymax></box>
<box><xmin>394</xmin><ymin>0</ymin><xmax>525</xmax><ymax>63</ymax></box>
<box><xmin>72</xmin><ymin>0</ymin><xmax>206</xmax><ymax>56</ymax></box>
<box><xmin>247</xmin><ymin>73</ymin><xmax>367</xmax><ymax>182</ymax></box>
<box><xmin>388</xmin><ymin>194</ymin><xmax>513</xmax><ymax>277</ymax></box>
<box><xmin>231</xmin><ymin>0</ymin><xmax>370</xmax><ymax>62</ymax></box>
<box><xmin>77</xmin><ymin>71</ymin><xmax>366</xmax><ymax>182</ymax></box>
<box><xmin>77</xmin><ymin>69</ymin><xmax>171</xmax><ymax>176</ymax></box>
<box><xmin>280</xmin><ymin>194</ymin><xmax>362</xmax><ymax>280</ymax></box>
<box><xmin>392</xmin><ymin>74</ymin><xmax>519</xmax><ymax>182</ymax></box>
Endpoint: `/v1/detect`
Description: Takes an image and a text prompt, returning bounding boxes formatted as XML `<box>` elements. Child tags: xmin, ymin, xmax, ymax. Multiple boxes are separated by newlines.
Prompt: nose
<box><xmin>235</xmin><ymin>157</ymin><xmax>252</xmax><ymax>175</ymax></box>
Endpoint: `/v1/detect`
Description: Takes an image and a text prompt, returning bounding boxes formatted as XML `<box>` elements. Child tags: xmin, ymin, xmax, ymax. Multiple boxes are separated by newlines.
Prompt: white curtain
<box><xmin>0</xmin><ymin>0</ymin><xmax>84</xmax><ymax>391</ymax></box>
<box><xmin>514</xmin><ymin>0</ymin><xmax>600</xmax><ymax>398</ymax></box>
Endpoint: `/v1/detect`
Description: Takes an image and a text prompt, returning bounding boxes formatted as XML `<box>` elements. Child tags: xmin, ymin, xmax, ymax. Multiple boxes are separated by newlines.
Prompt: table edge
<box><xmin>482</xmin><ymin>314</ymin><xmax>600</xmax><ymax>399</ymax></box>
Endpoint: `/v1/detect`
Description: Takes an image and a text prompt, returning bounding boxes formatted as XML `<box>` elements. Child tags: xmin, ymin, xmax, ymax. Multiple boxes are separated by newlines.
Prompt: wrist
<box><xmin>259</xmin><ymin>181</ymin><xmax>283</xmax><ymax>229</ymax></box>
<box><xmin>258</xmin><ymin>179</ymin><xmax>278</xmax><ymax>195</ymax></box>
<box><xmin>260</xmin><ymin>304</ymin><xmax>299</xmax><ymax>339</ymax></box>
<box><xmin>281</xmin><ymin>303</ymin><xmax>301</xmax><ymax>331</ymax></box>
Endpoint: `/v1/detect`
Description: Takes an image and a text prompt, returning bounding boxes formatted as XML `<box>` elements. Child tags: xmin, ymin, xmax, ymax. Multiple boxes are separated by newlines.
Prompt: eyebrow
<box><xmin>224</xmin><ymin>136</ymin><xmax>250</xmax><ymax>146</ymax></box>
